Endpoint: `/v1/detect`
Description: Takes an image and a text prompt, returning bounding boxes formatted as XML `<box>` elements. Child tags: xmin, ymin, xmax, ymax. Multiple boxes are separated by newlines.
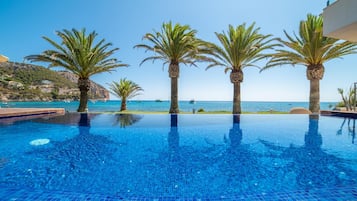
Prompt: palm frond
<box><xmin>135</xmin><ymin>21</ymin><xmax>204</xmax><ymax>68</ymax></box>
<box><xmin>25</xmin><ymin>28</ymin><xmax>127</xmax><ymax>79</ymax></box>
<box><xmin>261</xmin><ymin>14</ymin><xmax>357</xmax><ymax>72</ymax></box>
<box><xmin>202</xmin><ymin>23</ymin><xmax>279</xmax><ymax>74</ymax></box>
<box><xmin>108</xmin><ymin>78</ymin><xmax>143</xmax><ymax>100</ymax></box>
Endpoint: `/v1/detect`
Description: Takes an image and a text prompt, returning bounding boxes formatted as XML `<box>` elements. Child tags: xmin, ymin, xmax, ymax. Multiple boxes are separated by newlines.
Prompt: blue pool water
<box><xmin>0</xmin><ymin>114</ymin><xmax>356</xmax><ymax>200</ymax></box>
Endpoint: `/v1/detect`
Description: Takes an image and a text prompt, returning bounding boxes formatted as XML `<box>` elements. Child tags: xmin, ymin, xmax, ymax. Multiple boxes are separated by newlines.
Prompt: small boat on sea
<box><xmin>189</xmin><ymin>99</ymin><xmax>195</xmax><ymax>104</ymax></box>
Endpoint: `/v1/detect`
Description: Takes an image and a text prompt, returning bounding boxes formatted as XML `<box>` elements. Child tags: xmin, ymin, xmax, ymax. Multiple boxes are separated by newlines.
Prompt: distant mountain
<box><xmin>0</xmin><ymin>62</ymin><xmax>109</xmax><ymax>101</ymax></box>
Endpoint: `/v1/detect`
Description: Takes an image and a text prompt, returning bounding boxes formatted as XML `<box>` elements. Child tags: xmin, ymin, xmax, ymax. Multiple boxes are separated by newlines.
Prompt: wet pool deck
<box><xmin>0</xmin><ymin>108</ymin><xmax>65</xmax><ymax>119</ymax></box>
<box><xmin>321</xmin><ymin>110</ymin><xmax>357</xmax><ymax>118</ymax></box>
<box><xmin>0</xmin><ymin>108</ymin><xmax>356</xmax><ymax>119</ymax></box>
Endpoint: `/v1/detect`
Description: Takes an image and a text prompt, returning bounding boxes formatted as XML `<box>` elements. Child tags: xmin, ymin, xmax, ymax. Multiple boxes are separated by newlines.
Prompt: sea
<box><xmin>0</xmin><ymin>100</ymin><xmax>337</xmax><ymax>113</ymax></box>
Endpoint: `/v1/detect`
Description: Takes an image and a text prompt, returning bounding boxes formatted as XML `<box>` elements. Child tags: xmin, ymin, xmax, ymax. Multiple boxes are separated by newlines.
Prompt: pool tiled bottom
<box><xmin>0</xmin><ymin>186</ymin><xmax>356</xmax><ymax>201</ymax></box>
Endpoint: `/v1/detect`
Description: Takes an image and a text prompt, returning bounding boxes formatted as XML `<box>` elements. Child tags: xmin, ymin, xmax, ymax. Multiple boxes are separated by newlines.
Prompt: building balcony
<box><xmin>323</xmin><ymin>0</ymin><xmax>357</xmax><ymax>42</ymax></box>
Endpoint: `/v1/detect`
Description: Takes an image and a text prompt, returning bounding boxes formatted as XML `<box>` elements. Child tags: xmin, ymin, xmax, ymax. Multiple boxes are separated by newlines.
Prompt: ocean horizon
<box><xmin>0</xmin><ymin>100</ymin><xmax>337</xmax><ymax>113</ymax></box>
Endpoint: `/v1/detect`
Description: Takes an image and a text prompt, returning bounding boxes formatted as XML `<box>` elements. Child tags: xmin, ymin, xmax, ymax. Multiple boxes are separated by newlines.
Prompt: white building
<box><xmin>323</xmin><ymin>0</ymin><xmax>357</xmax><ymax>42</ymax></box>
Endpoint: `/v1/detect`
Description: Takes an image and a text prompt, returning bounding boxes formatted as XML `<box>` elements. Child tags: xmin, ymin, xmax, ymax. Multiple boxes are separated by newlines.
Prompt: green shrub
<box><xmin>197</xmin><ymin>108</ymin><xmax>205</xmax><ymax>112</ymax></box>
<box><xmin>336</xmin><ymin>102</ymin><xmax>345</xmax><ymax>107</ymax></box>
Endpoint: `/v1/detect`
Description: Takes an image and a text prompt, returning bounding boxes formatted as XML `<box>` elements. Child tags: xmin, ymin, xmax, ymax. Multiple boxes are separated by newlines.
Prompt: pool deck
<box><xmin>320</xmin><ymin>110</ymin><xmax>357</xmax><ymax>118</ymax></box>
<box><xmin>0</xmin><ymin>108</ymin><xmax>65</xmax><ymax>118</ymax></box>
<box><xmin>0</xmin><ymin>108</ymin><xmax>356</xmax><ymax>119</ymax></box>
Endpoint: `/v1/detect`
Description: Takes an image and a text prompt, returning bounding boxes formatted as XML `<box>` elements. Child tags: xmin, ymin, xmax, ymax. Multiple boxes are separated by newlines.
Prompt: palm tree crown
<box><xmin>204</xmin><ymin>23</ymin><xmax>278</xmax><ymax>114</ymax></box>
<box><xmin>263</xmin><ymin>14</ymin><xmax>357</xmax><ymax>69</ymax></box>
<box><xmin>134</xmin><ymin>21</ymin><xmax>204</xmax><ymax>67</ymax></box>
<box><xmin>134</xmin><ymin>22</ymin><xmax>205</xmax><ymax>113</ymax></box>
<box><xmin>206</xmin><ymin>23</ymin><xmax>278</xmax><ymax>73</ymax></box>
<box><xmin>26</xmin><ymin>28</ymin><xmax>128</xmax><ymax>112</ymax></box>
<box><xmin>108</xmin><ymin>78</ymin><xmax>143</xmax><ymax>111</ymax></box>
<box><xmin>26</xmin><ymin>28</ymin><xmax>128</xmax><ymax>79</ymax></box>
<box><xmin>261</xmin><ymin>14</ymin><xmax>357</xmax><ymax>113</ymax></box>
<box><xmin>109</xmin><ymin>78</ymin><xmax>143</xmax><ymax>100</ymax></box>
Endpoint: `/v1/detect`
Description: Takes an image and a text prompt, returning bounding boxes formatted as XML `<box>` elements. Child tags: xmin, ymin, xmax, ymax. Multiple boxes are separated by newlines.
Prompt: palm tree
<box><xmin>203</xmin><ymin>23</ymin><xmax>278</xmax><ymax>114</ymax></box>
<box><xmin>26</xmin><ymin>28</ymin><xmax>128</xmax><ymax>112</ymax></box>
<box><xmin>337</xmin><ymin>87</ymin><xmax>356</xmax><ymax>111</ymax></box>
<box><xmin>134</xmin><ymin>22</ymin><xmax>204</xmax><ymax>113</ymax></box>
<box><xmin>261</xmin><ymin>14</ymin><xmax>357</xmax><ymax>113</ymax></box>
<box><xmin>108</xmin><ymin>78</ymin><xmax>143</xmax><ymax>111</ymax></box>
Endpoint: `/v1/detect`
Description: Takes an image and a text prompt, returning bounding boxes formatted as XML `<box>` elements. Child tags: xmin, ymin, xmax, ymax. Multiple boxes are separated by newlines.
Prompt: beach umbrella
<box><xmin>0</xmin><ymin>55</ymin><xmax>9</xmax><ymax>62</ymax></box>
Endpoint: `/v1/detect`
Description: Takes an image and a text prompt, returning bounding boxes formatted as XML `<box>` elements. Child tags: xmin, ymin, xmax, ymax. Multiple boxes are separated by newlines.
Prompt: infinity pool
<box><xmin>0</xmin><ymin>113</ymin><xmax>356</xmax><ymax>200</ymax></box>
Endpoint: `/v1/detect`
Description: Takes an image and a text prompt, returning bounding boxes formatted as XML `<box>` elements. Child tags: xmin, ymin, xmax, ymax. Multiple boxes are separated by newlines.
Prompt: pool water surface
<box><xmin>0</xmin><ymin>113</ymin><xmax>356</xmax><ymax>200</ymax></box>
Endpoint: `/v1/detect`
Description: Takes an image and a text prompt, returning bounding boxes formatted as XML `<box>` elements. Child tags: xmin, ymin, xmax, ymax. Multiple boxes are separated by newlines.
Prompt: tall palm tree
<box><xmin>134</xmin><ymin>22</ymin><xmax>204</xmax><ymax>113</ymax></box>
<box><xmin>108</xmin><ymin>78</ymin><xmax>143</xmax><ymax>111</ymax></box>
<box><xmin>261</xmin><ymin>14</ymin><xmax>357</xmax><ymax>113</ymax></box>
<box><xmin>26</xmin><ymin>28</ymin><xmax>128</xmax><ymax>112</ymax></box>
<box><xmin>203</xmin><ymin>23</ymin><xmax>278</xmax><ymax>114</ymax></box>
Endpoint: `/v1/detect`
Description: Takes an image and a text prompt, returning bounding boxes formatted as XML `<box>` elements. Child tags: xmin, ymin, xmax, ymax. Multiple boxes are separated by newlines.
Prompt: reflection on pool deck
<box><xmin>0</xmin><ymin>113</ymin><xmax>356</xmax><ymax>200</ymax></box>
<box><xmin>0</xmin><ymin>108</ymin><xmax>65</xmax><ymax>125</ymax></box>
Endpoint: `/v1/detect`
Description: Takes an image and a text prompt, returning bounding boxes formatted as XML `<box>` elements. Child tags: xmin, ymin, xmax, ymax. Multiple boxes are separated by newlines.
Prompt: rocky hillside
<box><xmin>0</xmin><ymin>62</ymin><xmax>109</xmax><ymax>101</ymax></box>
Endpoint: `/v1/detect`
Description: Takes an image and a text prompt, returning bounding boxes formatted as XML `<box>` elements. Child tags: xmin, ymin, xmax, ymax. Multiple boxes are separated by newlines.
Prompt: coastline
<box><xmin>0</xmin><ymin>100</ymin><xmax>337</xmax><ymax>113</ymax></box>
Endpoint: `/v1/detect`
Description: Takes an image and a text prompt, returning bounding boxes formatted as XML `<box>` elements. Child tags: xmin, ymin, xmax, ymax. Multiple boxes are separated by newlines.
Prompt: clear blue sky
<box><xmin>0</xmin><ymin>0</ymin><xmax>356</xmax><ymax>101</ymax></box>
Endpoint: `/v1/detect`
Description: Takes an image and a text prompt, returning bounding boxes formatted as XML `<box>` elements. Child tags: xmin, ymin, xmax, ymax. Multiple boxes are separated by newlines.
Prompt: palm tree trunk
<box><xmin>120</xmin><ymin>98</ymin><xmax>127</xmax><ymax>111</ymax></box>
<box><xmin>233</xmin><ymin>82</ymin><xmax>241</xmax><ymax>114</ymax></box>
<box><xmin>77</xmin><ymin>78</ymin><xmax>90</xmax><ymax>112</ymax></box>
<box><xmin>307</xmin><ymin>65</ymin><xmax>324</xmax><ymax>114</ymax></box>
<box><xmin>309</xmin><ymin>78</ymin><xmax>320</xmax><ymax>113</ymax></box>
<box><xmin>169</xmin><ymin>77</ymin><xmax>179</xmax><ymax>113</ymax></box>
<box><xmin>169</xmin><ymin>63</ymin><xmax>179</xmax><ymax>114</ymax></box>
